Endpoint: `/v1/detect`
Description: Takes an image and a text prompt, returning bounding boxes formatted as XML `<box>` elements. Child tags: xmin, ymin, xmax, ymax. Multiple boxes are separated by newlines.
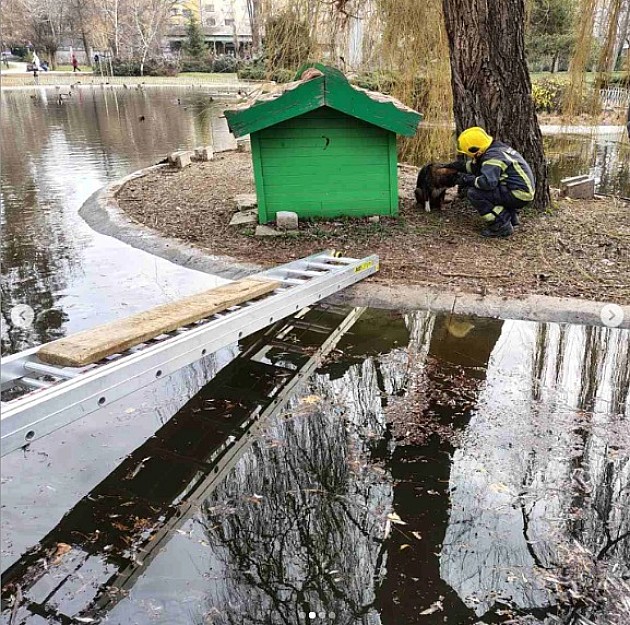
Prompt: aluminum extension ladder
<box><xmin>1</xmin><ymin>304</ymin><xmax>366</xmax><ymax>621</ymax></box>
<box><xmin>0</xmin><ymin>251</ymin><xmax>378</xmax><ymax>457</ymax></box>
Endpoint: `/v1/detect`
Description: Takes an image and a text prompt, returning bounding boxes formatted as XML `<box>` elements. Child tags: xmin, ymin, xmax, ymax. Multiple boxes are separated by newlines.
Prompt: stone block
<box><xmin>175</xmin><ymin>152</ymin><xmax>192</xmax><ymax>169</ymax></box>
<box><xmin>561</xmin><ymin>175</ymin><xmax>595</xmax><ymax>200</ymax></box>
<box><xmin>194</xmin><ymin>146</ymin><xmax>214</xmax><ymax>161</ymax></box>
<box><xmin>276</xmin><ymin>211</ymin><xmax>299</xmax><ymax>230</ymax></box>
<box><xmin>235</xmin><ymin>194</ymin><xmax>257</xmax><ymax>211</ymax></box>
<box><xmin>255</xmin><ymin>225</ymin><xmax>282</xmax><ymax>237</ymax></box>
<box><xmin>229</xmin><ymin>209</ymin><xmax>258</xmax><ymax>226</ymax></box>
<box><xmin>237</xmin><ymin>137</ymin><xmax>251</xmax><ymax>153</ymax></box>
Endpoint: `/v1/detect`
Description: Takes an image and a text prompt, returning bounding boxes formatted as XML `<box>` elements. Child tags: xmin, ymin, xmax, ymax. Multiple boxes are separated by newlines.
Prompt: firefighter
<box><xmin>447</xmin><ymin>127</ymin><xmax>535</xmax><ymax>238</ymax></box>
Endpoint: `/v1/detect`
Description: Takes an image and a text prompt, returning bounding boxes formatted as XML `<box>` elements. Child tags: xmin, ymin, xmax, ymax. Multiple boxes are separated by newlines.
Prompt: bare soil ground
<box><xmin>118</xmin><ymin>151</ymin><xmax>630</xmax><ymax>304</ymax></box>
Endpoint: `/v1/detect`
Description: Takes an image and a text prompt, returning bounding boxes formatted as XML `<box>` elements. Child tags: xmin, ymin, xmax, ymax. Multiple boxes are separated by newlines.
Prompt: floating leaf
<box><xmin>300</xmin><ymin>395</ymin><xmax>321</xmax><ymax>405</ymax></box>
<box><xmin>419</xmin><ymin>600</ymin><xmax>443</xmax><ymax>615</ymax></box>
<box><xmin>490</xmin><ymin>482</ymin><xmax>510</xmax><ymax>493</ymax></box>
<box><xmin>387</xmin><ymin>512</ymin><xmax>407</xmax><ymax>525</ymax></box>
<box><xmin>411</xmin><ymin>531</ymin><xmax>422</xmax><ymax>541</ymax></box>
<box><xmin>51</xmin><ymin>543</ymin><xmax>72</xmax><ymax>565</ymax></box>
<box><xmin>400</xmin><ymin>544</ymin><xmax>411</xmax><ymax>551</ymax></box>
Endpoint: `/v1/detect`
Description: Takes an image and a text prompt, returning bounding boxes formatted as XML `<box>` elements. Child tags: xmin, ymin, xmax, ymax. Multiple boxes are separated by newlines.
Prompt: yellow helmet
<box><xmin>457</xmin><ymin>127</ymin><xmax>493</xmax><ymax>157</ymax></box>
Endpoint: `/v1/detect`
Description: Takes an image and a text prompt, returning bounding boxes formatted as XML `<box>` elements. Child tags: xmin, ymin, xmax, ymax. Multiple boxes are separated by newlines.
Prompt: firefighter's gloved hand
<box><xmin>445</xmin><ymin>160</ymin><xmax>467</xmax><ymax>173</ymax></box>
<box><xmin>456</xmin><ymin>173</ymin><xmax>476</xmax><ymax>188</ymax></box>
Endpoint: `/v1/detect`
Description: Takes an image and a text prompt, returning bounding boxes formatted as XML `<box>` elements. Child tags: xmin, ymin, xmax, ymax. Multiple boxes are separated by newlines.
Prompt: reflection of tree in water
<box><xmin>199</xmin><ymin>357</ymin><xmax>394</xmax><ymax>625</ymax></box>
<box><xmin>442</xmin><ymin>321</ymin><xmax>630</xmax><ymax>621</ymax></box>
<box><xmin>194</xmin><ymin>312</ymin><xmax>442</xmax><ymax>625</ymax></box>
<box><xmin>544</xmin><ymin>133</ymin><xmax>630</xmax><ymax>196</ymax></box>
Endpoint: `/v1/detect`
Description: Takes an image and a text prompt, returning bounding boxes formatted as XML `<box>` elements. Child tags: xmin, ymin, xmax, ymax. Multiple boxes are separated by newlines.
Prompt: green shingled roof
<box><xmin>225</xmin><ymin>63</ymin><xmax>422</xmax><ymax>138</ymax></box>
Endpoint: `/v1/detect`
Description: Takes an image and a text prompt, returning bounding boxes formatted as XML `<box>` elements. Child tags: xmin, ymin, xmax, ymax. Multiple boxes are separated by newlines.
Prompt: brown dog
<box><xmin>414</xmin><ymin>163</ymin><xmax>460</xmax><ymax>212</ymax></box>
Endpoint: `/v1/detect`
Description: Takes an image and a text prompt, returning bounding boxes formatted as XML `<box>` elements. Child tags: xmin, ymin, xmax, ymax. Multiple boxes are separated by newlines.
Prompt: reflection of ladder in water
<box><xmin>1</xmin><ymin>251</ymin><xmax>378</xmax><ymax>456</ymax></box>
<box><xmin>1</xmin><ymin>304</ymin><xmax>365</xmax><ymax>624</ymax></box>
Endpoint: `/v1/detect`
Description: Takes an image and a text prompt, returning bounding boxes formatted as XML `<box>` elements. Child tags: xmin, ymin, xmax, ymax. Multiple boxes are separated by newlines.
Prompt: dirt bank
<box><xmin>117</xmin><ymin>151</ymin><xmax>630</xmax><ymax>305</ymax></box>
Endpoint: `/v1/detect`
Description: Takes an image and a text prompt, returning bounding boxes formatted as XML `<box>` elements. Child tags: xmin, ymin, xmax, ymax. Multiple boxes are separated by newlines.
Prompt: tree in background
<box><xmin>11</xmin><ymin>0</ymin><xmax>69</xmax><ymax>68</ymax></box>
<box><xmin>246</xmin><ymin>0</ymin><xmax>262</xmax><ymax>56</ymax></box>
<box><xmin>442</xmin><ymin>0</ymin><xmax>550</xmax><ymax>210</ymax></box>
<box><xmin>526</xmin><ymin>0</ymin><xmax>575</xmax><ymax>72</ymax></box>
<box><xmin>183</xmin><ymin>16</ymin><xmax>206</xmax><ymax>59</ymax></box>
<box><xmin>130</xmin><ymin>0</ymin><xmax>174</xmax><ymax>75</ymax></box>
<box><xmin>265</xmin><ymin>12</ymin><xmax>312</xmax><ymax>70</ymax></box>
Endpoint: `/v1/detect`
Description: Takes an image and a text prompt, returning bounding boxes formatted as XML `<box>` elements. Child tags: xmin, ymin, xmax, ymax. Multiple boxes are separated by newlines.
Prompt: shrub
<box><xmin>180</xmin><ymin>58</ymin><xmax>215</xmax><ymax>73</ymax></box>
<box><xmin>110</xmin><ymin>58</ymin><xmax>179</xmax><ymax>77</ymax></box>
<box><xmin>238</xmin><ymin>62</ymin><xmax>267</xmax><ymax>81</ymax></box>
<box><xmin>212</xmin><ymin>55</ymin><xmax>238</xmax><ymax>73</ymax></box>
<box><xmin>531</xmin><ymin>79</ymin><xmax>565</xmax><ymax>112</ymax></box>
<box><xmin>237</xmin><ymin>60</ymin><xmax>294</xmax><ymax>83</ymax></box>
<box><xmin>265</xmin><ymin>12</ymin><xmax>311</xmax><ymax>69</ymax></box>
<box><xmin>531</xmin><ymin>77</ymin><xmax>598</xmax><ymax>114</ymax></box>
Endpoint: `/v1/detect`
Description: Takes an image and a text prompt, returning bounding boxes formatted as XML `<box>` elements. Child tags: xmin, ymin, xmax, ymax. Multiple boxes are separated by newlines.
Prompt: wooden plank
<box><xmin>260</xmin><ymin>154</ymin><xmax>384</xmax><ymax>166</ymax></box>
<box><xmin>38</xmin><ymin>278</ymin><xmax>280</xmax><ymax>367</ymax></box>
<box><xmin>259</xmin><ymin>146</ymin><xmax>385</xmax><ymax>160</ymax></box>
<box><xmin>387</xmin><ymin>132</ymin><xmax>399</xmax><ymax>215</ymax></box>
<box><xmin>259</xmin><ymin>126</ymin><xmax>388</xmax><ymax>139</ymax></box>
<box><xmin>258</xmin><ymin>136</ymin><xmax>389</xmax><ymax>150</ymax></box>
<box><xmin>224</xmin><ymin>77</ymin><xmax>325</xmax><ymax>138</ymax></box>
<box><xmin>262</xmin><ymin>173</ymin><xmax>390</xmax><ymax>190</ymax></box>
<box><xmin>261</xmin><ymin>162</ymin><xmax>386</xmax><ymax>176</ymax></box>
<box><xmin>325</xmin><ymin>73</ymin><xmax>422</xmax><ymax>137</ymax></box>
<box><xmin>250</xmin><ymin>132</ymin><xmax>267</xmax><ymax>223</ymax></box>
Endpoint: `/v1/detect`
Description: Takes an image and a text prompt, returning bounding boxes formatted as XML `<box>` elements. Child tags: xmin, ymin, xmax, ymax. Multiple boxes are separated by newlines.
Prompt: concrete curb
<box><xmin>78</xmin><ymin>158</ymin><xmax>261</xmax><ymax>281</ymax></box>
<box><xmin>80</xmin><ymin>162</ymin><xmax>630</xmax><ymax>330</ymax></box>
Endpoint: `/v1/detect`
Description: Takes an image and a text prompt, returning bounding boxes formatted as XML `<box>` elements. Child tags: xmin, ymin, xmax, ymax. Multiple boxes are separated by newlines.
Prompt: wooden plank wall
<box><xmin>256</xmin><ymin>108</ymin><xmax>395</xmax><ymax>222</ymax></box>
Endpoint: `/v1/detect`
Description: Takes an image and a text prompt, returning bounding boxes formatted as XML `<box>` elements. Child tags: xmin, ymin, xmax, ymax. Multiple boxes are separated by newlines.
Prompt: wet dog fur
<box><xmin>414</xmin><ymin>163</ymin><xmax>460</xmax><ymax>212</ymax></box>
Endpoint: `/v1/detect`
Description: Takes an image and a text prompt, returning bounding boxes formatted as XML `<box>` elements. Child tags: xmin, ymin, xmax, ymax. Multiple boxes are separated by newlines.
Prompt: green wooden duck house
<box><xmin>224</xmin><ymin>64</ymin><xmax>422</xmax><ymax>224</ymax></box>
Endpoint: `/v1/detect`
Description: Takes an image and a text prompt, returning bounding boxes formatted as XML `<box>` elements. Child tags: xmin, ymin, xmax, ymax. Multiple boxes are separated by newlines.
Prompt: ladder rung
<box><xmin>20</xmin><ymin>377</ymin><xmax>54</xmax><ymax>390</ymax></box>
<box><xmin>25</xmin><ymin>361</ymin><xmax>80</xmax><ymax>379</ymax></box>
<box><xmin>290</xmin><ymin>320</ymin><xmax>333</xmax><ymax>334</ymax></box>
<box><xmin>268</xmin><ymin>340</ymin><xmax>307</xmax><ymax>354</ymax></box>
<box><xmin>327</xmin><ymin>256</ymin><xmax>355</xmax><ymax>264</ymax></box>
<box><xmin>273</xmin><ymin>277</ymin><xmax>308</xmax><ymax>285</ymax></box>
<box><xmin>307</xmin><ymin>262</ymin><xmax>339</xmax><ymax>271</ymax></box>
<box><xmin>284</xmin><ymin>269</ymin><xmax>323</xmax><ymax>277</ymax></box>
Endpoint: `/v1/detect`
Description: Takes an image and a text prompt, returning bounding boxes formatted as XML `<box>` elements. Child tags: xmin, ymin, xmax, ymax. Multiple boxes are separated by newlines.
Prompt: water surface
<box><xmin>1</xmin><ymin>87</ymin><xmax>234</xmax><ymax>354</ymax></box>
<box><xmin>2</xmin><ymin>308</ymin><xmax>628</xmax><ymax>625</ymax></box>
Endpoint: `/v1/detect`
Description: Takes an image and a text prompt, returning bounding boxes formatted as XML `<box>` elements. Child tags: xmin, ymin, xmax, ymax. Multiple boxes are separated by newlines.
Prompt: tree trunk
<box><xmin>247</xmin><ymin>0</ymin><xmax>262</xmax><ymax>56</ymax></box>
<box><xmin>610</xmin><ymin>2</ymin><xmax>630</xmax><ymax>72</ymax></box>
<box><xmin>82</xmin><ymin>31</ymin><xmax>92</xmax><ymax>66</ymax></box>
<box><xmin>441</xmin><ymin>0</ymin><xmax>550</xmax><ymax>210</ymax></box>
<box><xmin>47</xmin><ymin>46</ymin><xmax>58</xmax><ymax>70</ymax></box>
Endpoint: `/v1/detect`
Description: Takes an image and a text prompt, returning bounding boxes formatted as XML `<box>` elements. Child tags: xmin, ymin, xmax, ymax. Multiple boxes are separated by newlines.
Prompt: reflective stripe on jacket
<box><xmin>466</xmin><ymin>140</ymin><xmax>536</xmax><ymax>203</ymax></box>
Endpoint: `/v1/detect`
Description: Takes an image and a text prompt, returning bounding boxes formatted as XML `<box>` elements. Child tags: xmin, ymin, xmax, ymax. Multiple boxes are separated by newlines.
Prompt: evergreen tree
<box><xmin>526</xmin><ymin>0</ymin><xmax>576</xmax><ymax>72</ymax></box>
<box><xmin>183</xmin><ymin>16</ymin><xmax>206</xmax><ymax>59</ymax></box>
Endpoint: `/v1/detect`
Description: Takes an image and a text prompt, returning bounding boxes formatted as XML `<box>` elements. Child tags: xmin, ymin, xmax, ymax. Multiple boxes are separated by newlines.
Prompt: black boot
<box><xmin>481</xmin><ymin>220</ymin><xmax>514</xmax><ymax>238</ymax></box>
